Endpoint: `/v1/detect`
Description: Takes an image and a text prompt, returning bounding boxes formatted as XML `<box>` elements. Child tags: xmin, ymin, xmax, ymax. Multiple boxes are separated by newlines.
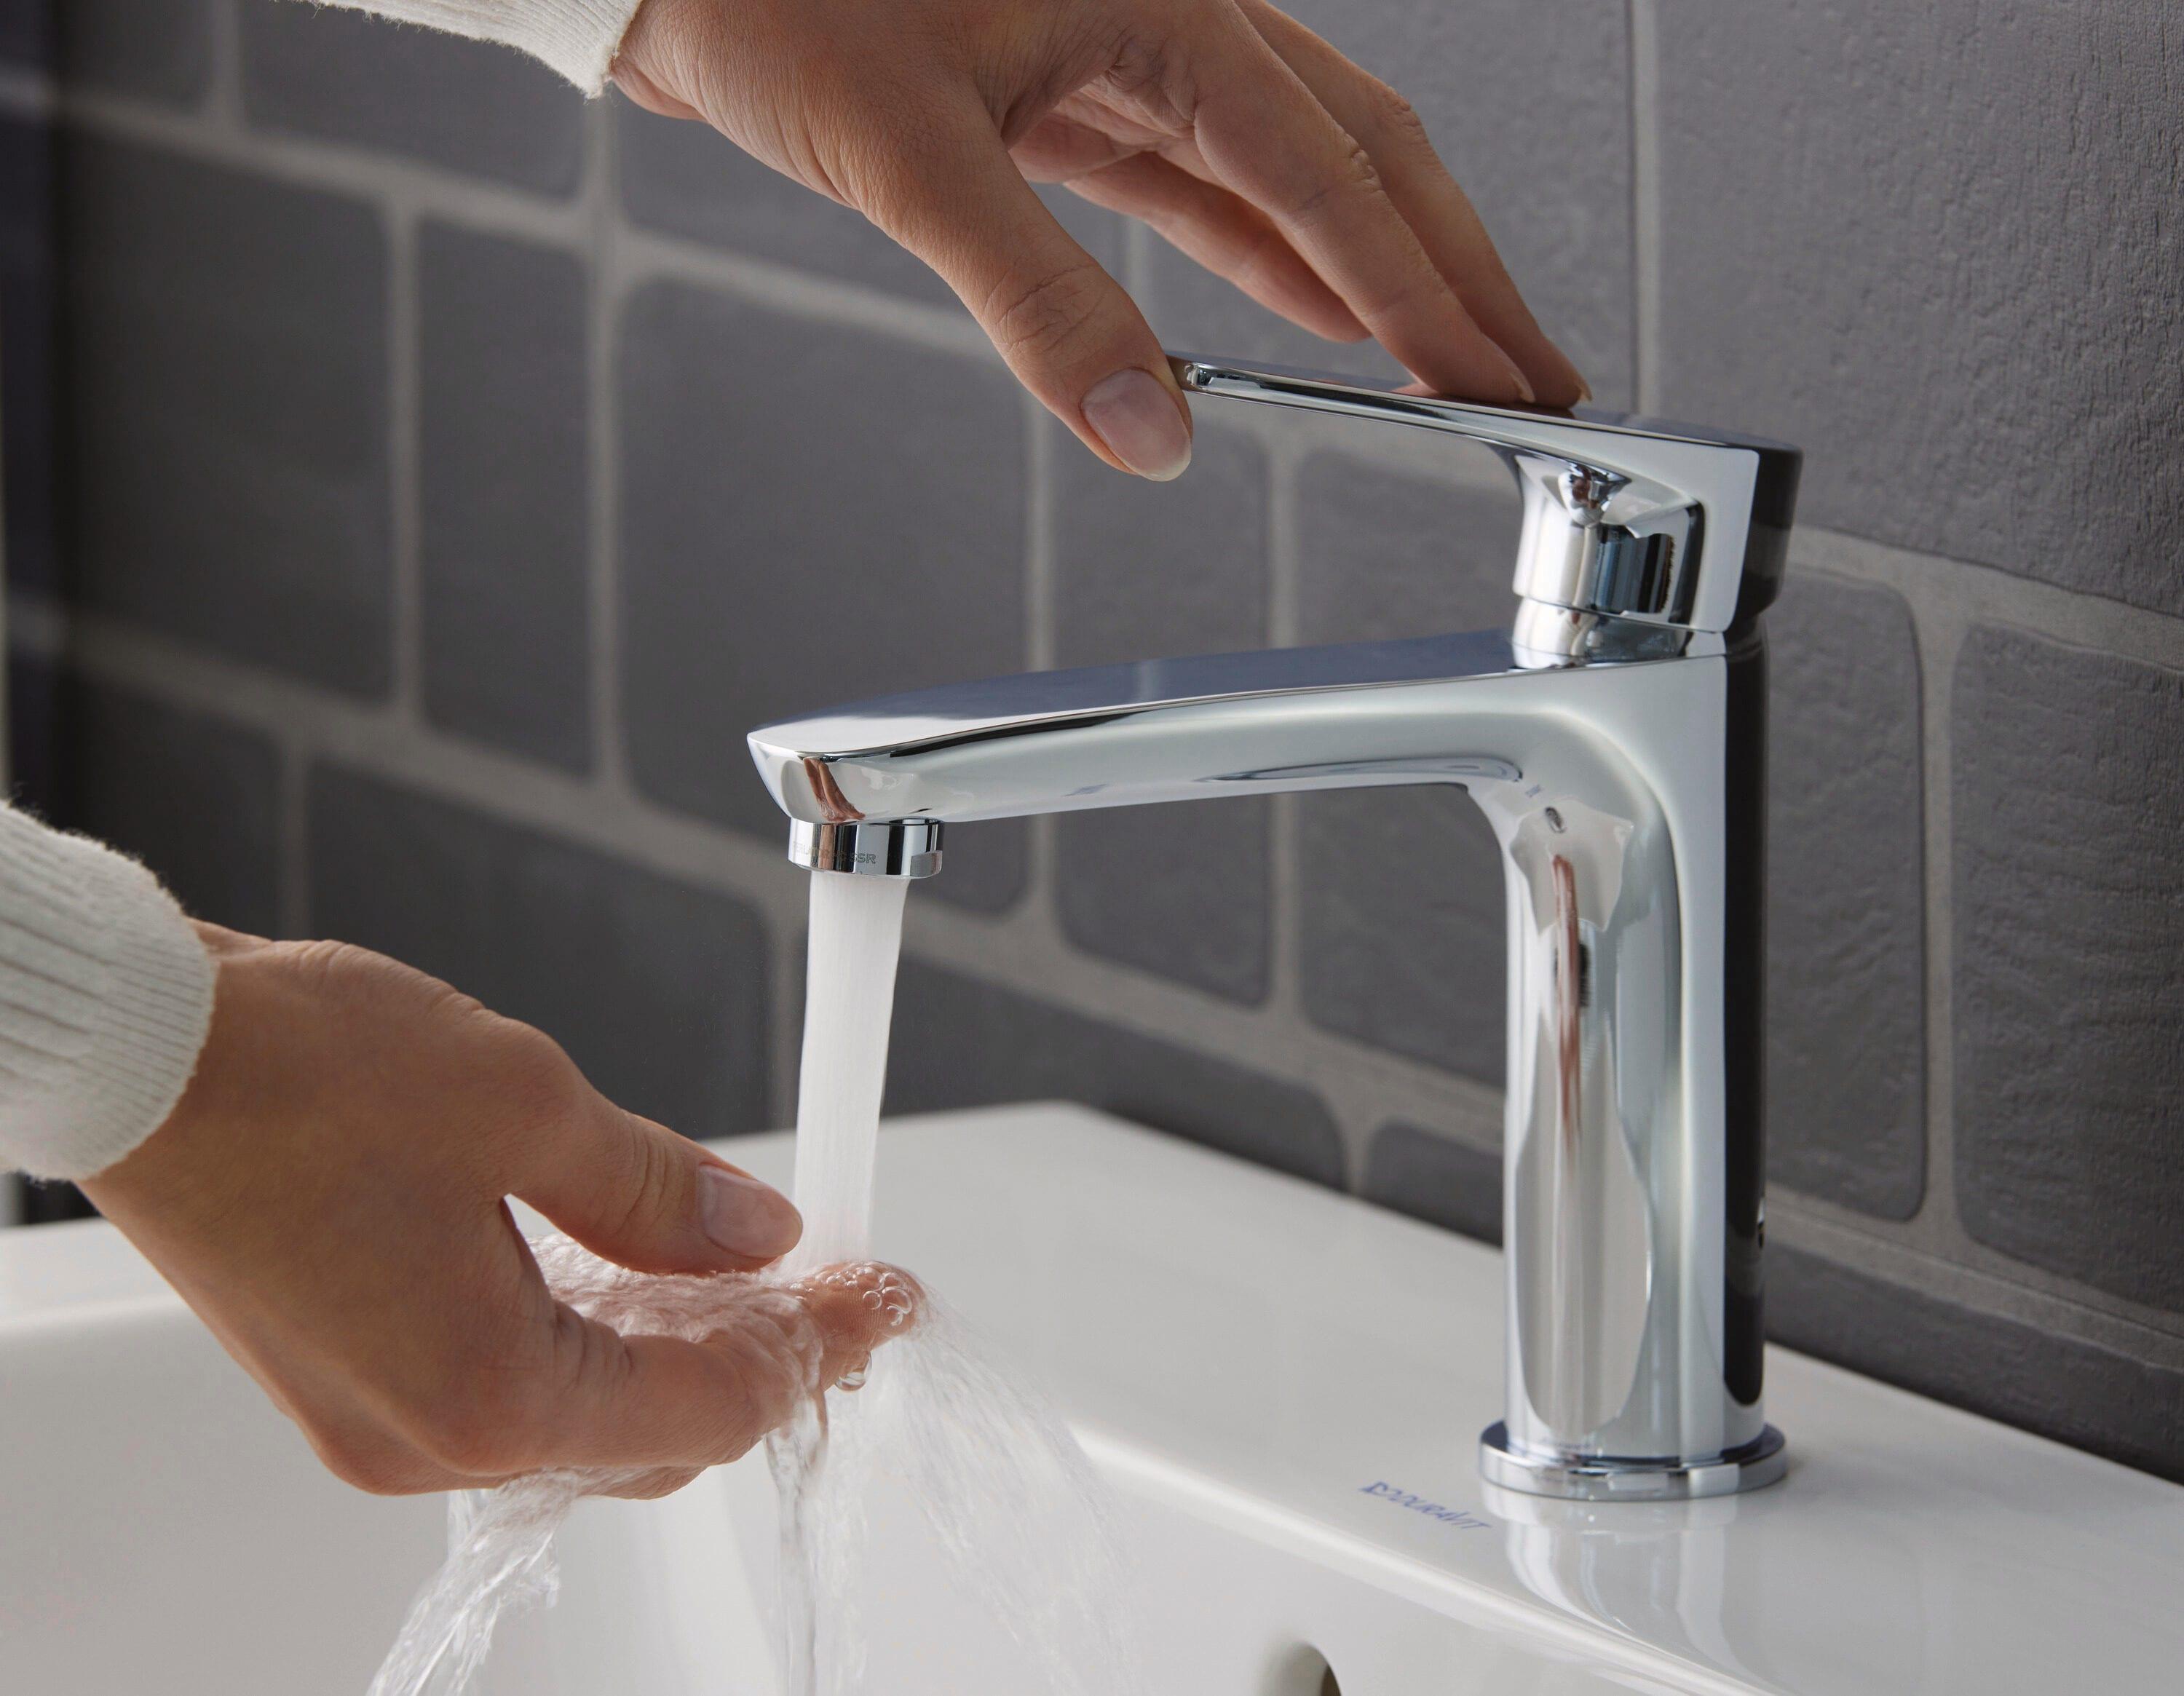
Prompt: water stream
<box><xmin>370</xmin><ymin>868</ymin><xmax>1137</xmax><ymax>1695</ymax></box>
<box><xmin>784</xmin><ymin>872</ymin><xmax>908</xmax><ymax>1273</ymax></box>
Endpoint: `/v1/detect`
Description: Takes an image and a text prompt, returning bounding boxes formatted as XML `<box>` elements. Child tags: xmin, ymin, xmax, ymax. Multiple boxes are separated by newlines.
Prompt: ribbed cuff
<box><xmin>507</xmin><ymin>0</ymin><xmax>646</xmax><ymax>91</ymax></box>
<box><xmin>316</xmin><ymin>0</ymin><xmax>650</xmax><ymax>95</ymax></box>
<box><xmin>0</xmin><ymin>808</ymin><xmax>216</xmax><ymax>1183</ymax></box>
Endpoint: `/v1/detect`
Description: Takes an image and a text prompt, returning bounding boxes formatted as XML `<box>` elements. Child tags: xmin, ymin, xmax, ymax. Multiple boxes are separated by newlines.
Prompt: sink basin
<box><xmin>3</xmin><ymin>1103</ymin><xmax>2178</xmax><ymax>1694</ymax></box>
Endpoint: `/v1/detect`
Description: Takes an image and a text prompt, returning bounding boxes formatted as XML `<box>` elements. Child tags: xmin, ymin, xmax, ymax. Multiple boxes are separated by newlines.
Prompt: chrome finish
<box><xmin>787</xmin><ymin>817</ymin><xmax>942</xmax><ymax>879</ymax></box>
<box><xmin>748</xmin><ymin>355</ymin><xmax>1800</xmax><ymax>1499</ymax></box>
<box><xmin>1171</xmin><ymin>357</ymin><xmax>1799</xmax><ymax>635</ymax></box>
<box><xmin>1481</xmin><ymin>1421</ymin><xmax>1787</xmax><ymax>1501</ymax></box>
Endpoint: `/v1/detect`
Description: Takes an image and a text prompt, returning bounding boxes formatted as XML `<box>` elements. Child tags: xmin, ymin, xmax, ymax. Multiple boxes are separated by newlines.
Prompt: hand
<box><xmin>82</xmin><ymin>924</ymin><xmax>906</xmax><ymax>1499</ymax></box>
<box><xmin>612</xmin><ymin>0</ymin><xmax>1586</xmax><ymax>482</ymax></box>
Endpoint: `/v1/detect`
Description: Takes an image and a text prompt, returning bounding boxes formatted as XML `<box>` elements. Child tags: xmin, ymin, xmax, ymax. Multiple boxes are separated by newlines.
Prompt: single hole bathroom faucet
<box><xmin>748</xmin><ymin>356</ymin><xmax>1803</xmax><ymax>1500</ymax></box>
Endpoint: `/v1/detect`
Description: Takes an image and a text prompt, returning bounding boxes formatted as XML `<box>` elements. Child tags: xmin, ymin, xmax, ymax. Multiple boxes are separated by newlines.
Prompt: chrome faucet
<box><xmin>748</xmin><ymin>356</ymin><xmax>1801</xmax><ymax>1500</ymax></box>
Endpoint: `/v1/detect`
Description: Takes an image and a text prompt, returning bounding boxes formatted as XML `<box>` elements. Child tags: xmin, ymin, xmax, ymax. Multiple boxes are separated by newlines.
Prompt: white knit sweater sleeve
<box><xmin>317</xmin><ymin>0</ymin><xmax>649</xmax><ymax>95</ymax></box>
<box><xmin>0</xmin><ymin>804</ymin><xmax>215</xmax><ymax>1184</ymax></box>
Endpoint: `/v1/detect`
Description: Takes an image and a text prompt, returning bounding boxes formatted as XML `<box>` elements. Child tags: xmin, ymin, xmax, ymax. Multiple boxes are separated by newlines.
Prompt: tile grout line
<box><xmin>61</xmin><ymin>83</ymin><xmax>586</xmax><ymax>235</ymax></box>
<box><xmin>207</xmin><ymin>0</ymin><xmax>244</xmax><ymax>130</ymax></box>
<box><xmin>385</xmin><ymin>200</ymin><xmax>422</xmax><ymax>721</ymax></box>
<box><xmin>277</xmin><ymin>737</ymin><xmax>312</xmax><ymax>939</ymax></box>
<box><xmin>1022</xmin><ymin>397</ymin><xmax>1060</xmax><ymax>929</ymax></box>
<box><xmin>1904</xmin><ymin>568</ymin><xmax>1969</xmax><ymax>1257</ymax></box>
<box><xmin>1780</xmin><ymin>558</ymin><xmax>1969</xmax><ymax>1264</ymax></box>
<box><xmin>1261</xmin><ymin>436</ymin><xmax>1305</xmax><ymax>1023</ymax></box>
<box><xmin>615</xmin><ymin>225</ymin><xmax>992</xmax><ymax>364</ymax></box>
<box><xmin>586</xmin><ymin>101</ymin><xmax>630</xmax><ymax>796</ymax></box>
<box><xmin>1775</xmin><ymin>1170</ymin><xmax>2184</xmax><ymax>1350</ymax></box>
<box><xmin>1771</xmin><ymin>1200</ymin><xmax>2184</xmax><ymax>1365</ymax></box>
<box><xmin>1625</xmin><ymin>0</ymin><xmax>1663</xmax><ymax>414</ymax></box>
<box><xmin>1795</xmin><ymin>526</ymin><xmax>2184</xmax><ymax>670</ymax></box>
<box><xmin>1024</xmin><ymin>402</ymin><xmax>1056</xmax><ymax>673</ymax></box>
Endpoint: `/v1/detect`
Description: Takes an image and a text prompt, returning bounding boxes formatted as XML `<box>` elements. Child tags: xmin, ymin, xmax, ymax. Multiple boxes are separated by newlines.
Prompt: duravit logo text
<box><xmin>1358</xmin><ymin>1481</ymin><xmax>1490</xmax><ymax>1531</ymax></box>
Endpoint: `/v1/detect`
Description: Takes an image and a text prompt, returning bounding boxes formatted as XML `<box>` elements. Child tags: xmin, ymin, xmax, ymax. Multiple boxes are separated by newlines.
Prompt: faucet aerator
<box><xmin>787</xmin><ymin>818</ymin><xmax>944</xmax><ymax>881</ymax></box>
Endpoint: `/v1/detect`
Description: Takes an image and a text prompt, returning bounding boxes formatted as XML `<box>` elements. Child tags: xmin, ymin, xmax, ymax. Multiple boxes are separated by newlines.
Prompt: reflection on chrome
<box><xmin>748</xmin><ymin>357</ymin><xmax>1801</xmax><ymax>1500</ymax></box>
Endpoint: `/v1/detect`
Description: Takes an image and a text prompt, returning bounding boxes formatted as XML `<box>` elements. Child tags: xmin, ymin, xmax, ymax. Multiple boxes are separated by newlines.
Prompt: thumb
<box><xmin>514</xmin><ymin>1095</ymin><xmax>802</xmax><ymax>1275</ymax></box>
<box><xmin>861</xmin><ymin>103</ymin><xmax>1193</xmax><ymax>481</ymax></box>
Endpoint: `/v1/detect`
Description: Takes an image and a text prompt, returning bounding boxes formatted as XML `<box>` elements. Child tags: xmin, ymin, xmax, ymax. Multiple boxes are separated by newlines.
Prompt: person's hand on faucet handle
<box><xmin>612</xmin><ymin>0</ymin><xmax>1588</xmax><ymax>483</ymax></box>
<box><xmin>80</xmin><ymin>924</ymin><xmax>911</xmax><ymax>1500</ymax></box>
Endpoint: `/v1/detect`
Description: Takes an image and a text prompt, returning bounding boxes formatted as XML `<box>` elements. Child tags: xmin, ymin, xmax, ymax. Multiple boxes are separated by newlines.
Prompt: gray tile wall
<box><xmin>4</xmin><ymin>0</ymin><xmax>2180</xmax><ymax>1480</ymax></box>
<box><xmin>416</xmin><ymin>221</ymin><xmax>592</xmax><ymax>769</ymax></box>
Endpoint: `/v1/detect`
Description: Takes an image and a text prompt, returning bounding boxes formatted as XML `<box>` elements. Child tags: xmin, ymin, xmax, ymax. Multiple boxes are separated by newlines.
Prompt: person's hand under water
<box><xmin>82</xmin><ymin>925</ymin><xmax>914</xmax><ymax>1500</ymax></box>
<box><xmin>612</xmin><ymin>0</ymin><xmax>1588</xmax><ymax>483</ymax></box>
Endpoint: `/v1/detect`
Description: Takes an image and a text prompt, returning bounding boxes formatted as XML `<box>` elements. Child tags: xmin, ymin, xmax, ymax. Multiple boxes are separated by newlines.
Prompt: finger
<box><xmin>1067</xmin><ymin>153</ymin><xmax>1369</xmax><ymax>343</ymax></box>
<box><xmin>859</xmin><ymin>98</ymin><xmax>1194</xmax><ymax>480</ymax></box>
<box><xmin>526</xmin><ymin>1263</ymin><xmax>920</xmax><ymax>1473</ymax></box>
<box><xmin>512</xmin><ymin>1088</ymin><xmax>802</xmax><ymax>1275</ymax></box>
<box><xmin>598</xmin><ymin>1465</ymin><xmax>706</xmax><ymax>1502</ymax></box>
<box><xmin>793</xmin><ymin>1259</ymin><xmax>924</xmax><ymax>1389</ymax></box>
<box><xmin>1235</xmin><ymin>0</ymin><xmax>1587</xmax><ymax>404</ymax></box>
<box><xmin>1179</xmin><ymin>8</ymin><xmax>1535</xmax><ymax>403</ymax></box>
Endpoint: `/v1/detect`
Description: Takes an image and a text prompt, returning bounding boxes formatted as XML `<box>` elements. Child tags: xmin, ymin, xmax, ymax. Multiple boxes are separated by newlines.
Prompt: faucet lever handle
<box><xmin>1170</xmin><ymin>354</ymin><xmax>1800</xmax><ymax>634</ymax></box>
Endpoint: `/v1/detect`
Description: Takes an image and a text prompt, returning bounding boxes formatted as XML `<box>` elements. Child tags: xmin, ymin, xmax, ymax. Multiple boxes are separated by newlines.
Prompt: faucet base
<box><xmin>1479</xmin><ymin>1422</ymin><xmax>1787</xmax><ymax>1502</ymax></box>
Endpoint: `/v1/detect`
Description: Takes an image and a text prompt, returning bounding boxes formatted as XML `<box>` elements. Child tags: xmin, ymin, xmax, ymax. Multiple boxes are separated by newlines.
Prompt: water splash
<box><xmin>367</xmin><ymin>1240</ymin><xmax>886</xmax><ymax>1696</ymax></box>
<box><xmin>369</xmin><ymin>869</ymin><xmax>1139</xmax><ymax>1695</ymax></box>
<box><xmin>767</xmin><ymin>1296</ymin><xmax>1139</xmax><ymax>1696</ymax></box>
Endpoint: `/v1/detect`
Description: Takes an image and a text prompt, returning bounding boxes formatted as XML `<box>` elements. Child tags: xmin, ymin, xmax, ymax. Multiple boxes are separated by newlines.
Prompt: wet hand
<box><xmin>81</xmin><ymin>924</ymin><xmax>909</xmax><ymax>1498</ymax></box>
<box><xmin>612</xmin><ymin>0</ymin><xmax>1587</xmax><ymax>482</ymax></box>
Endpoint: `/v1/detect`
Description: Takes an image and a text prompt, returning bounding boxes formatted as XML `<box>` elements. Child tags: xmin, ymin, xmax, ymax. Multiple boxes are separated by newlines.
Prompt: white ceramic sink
<box><xmin>4</xmin><ymin>1104</ymin><xmax>2180</xmax><ymax>1694</ymax></box>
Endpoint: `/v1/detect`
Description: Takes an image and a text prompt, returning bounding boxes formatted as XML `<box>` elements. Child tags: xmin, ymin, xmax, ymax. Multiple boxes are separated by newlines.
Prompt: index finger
<box><xmin>1177</xmin><ymin>5</ymin><xmax>1534</xmax><ymax>403</ymax></box>
<box><xmin>1236</xmin><ymin>0</ymin><xmax>1587</xmax><ymax>405</ymax></box>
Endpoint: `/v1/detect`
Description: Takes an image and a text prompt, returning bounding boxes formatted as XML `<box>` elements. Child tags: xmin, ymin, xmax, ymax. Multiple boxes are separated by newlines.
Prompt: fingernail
<box><xmin>700</xmin><ymin>1165</ymin><xmax>802</xmax><ymax>1260</ymax></box>
<box><xmin>1575</xmin><ymin>376</ymin><xmax>1595</xmax><ymax>404</ymax></box>
<box><xmin>1082</xmin><ymin>368</ymin><xmax>1192</xmax><ymax>481</ymax></box>
<box><xmin>1500</xmin><ymin>352</ymin><xmax>1536</xmax><ymax>405</ymax></box>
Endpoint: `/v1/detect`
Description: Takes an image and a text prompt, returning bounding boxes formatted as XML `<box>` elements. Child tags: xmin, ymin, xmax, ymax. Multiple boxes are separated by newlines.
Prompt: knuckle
<box><xmin>1364</xmin><ymin>78</ymin><xmax>1430</xmax><ymax>151</ymax></box>
<box><xmin>394</xmin><ymin>1344</ymin><xmax>550</xmax><ymax>1478</ymax></box>
<box><xmin>981</xmin><ymin>260</ymin><xmax>1112</xmax><ymax>366</ymax></box>
<box><xmin>1281</xmin><ymin>137</ymin><xmax>1388</xmax><ymax>232</ymax></box>
<box><xmin>279</xmin><ymin>937</ymin><xmax>381</xmax><ymax>992</ymax></box>
<box><xmin>413</xmin><ymin>1395</ymin><xmax>536</xmax><ymax>1478</ymax></box>
<box><xmin>700</xmin><ymin>1368</ymin><xmax>769</xmax><ymax>1465</ymax></box>
<box><xmin>611</xmin><ymin>1126</ymin><xmax>681</xmax><ymax>1237</ymax></box>
<box><xmin>486</xmin><ymin>1022</ymin><xmax>587</xmax><ymax>1124</ymax></box>
<box><xmin>311</xmin><ymin>1429</ymin><xmax>422</xmax><ymax>1496</ymax></box>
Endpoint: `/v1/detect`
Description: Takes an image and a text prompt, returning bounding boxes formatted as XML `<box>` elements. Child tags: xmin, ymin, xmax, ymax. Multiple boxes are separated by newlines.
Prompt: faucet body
<box><xmin>750</xmin><ymin>360</ymin><xmax>1800</xmax><ymax>1500</ymax></box>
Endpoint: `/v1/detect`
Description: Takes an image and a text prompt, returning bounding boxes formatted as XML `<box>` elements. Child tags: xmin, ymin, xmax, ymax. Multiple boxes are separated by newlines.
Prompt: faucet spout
<box><xmin>753</xmin><ymin>629</ymin><xmax>1547</xmax><ymax>831</ymax></box>
<box><xmin>748</xmin><ymin>355</ymin><xmax>1799</xmax><ymax>1501</ymax></box>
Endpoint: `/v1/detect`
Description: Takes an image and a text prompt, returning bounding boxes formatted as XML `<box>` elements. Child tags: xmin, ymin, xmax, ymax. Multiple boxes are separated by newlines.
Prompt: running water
<box><xmin>768</xmin><ymin>870</ymin><xmax>908</xmax><ymax>1692</ymax></box>
<box><xmin>784</xmin><ymin>871</ymin><xmax>908</xmax><ymax>1272</ymax></box>
<box><xmin>370</xmin><ymin>868</ymin><xmax>1139</xmax><ymax>1696</ymax></box>
<box><xmin>766</xmin><ymin>873</ymin><xmax>1136</xmax><ymax>1696</ymax></box>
